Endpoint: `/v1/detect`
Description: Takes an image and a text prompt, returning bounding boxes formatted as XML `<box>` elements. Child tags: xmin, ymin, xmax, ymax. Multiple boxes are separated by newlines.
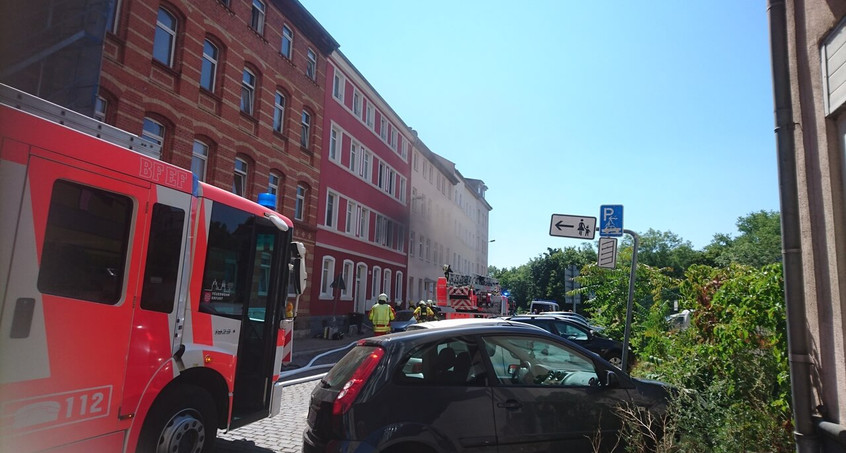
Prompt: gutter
<box><xmin>766</xmin><ymin>0</ymin><xmax>819</xmax><ymax>450</ymax></box>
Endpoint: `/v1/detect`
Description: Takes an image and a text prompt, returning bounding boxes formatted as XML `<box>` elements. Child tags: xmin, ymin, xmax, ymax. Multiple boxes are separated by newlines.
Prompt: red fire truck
<box><xmin>435</xmin><ymin>270</ymin><xmax>509</xmax><ymax>319</ymax></box>
<box><xmin>0</xmin><ymin>84</ymin><xmax>307</xmax><ymax>453</ymax></box>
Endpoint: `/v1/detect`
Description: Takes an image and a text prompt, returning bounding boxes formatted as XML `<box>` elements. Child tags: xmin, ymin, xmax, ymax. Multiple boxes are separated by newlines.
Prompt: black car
<box><xmin>506</xmin><ymin>315</ymin><xmax>630</xmax><ymax>369</ymax></box>
<box><xmin>303</xmin><ymin>324</ymin><xmax>671</xmax><ymax>452</ymax></box>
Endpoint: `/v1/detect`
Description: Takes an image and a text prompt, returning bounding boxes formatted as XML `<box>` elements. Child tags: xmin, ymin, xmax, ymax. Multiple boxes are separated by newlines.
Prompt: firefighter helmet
<box><xmin>378</xmin><ymin>293</ymin><xmax>388</xmax><ymax>303</ymax></box>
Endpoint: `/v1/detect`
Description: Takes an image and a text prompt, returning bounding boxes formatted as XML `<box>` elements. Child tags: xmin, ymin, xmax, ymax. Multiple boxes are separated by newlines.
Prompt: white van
<box><xmin>529</xmin><ymin>300</ymin><xmax>560</xmax><ymax>313</ymax></box>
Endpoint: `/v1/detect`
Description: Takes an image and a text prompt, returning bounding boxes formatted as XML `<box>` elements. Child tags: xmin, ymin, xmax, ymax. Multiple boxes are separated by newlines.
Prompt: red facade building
<box><xmin>97</xmin><ymin>0</ymin><xmax>337</xmax><ymax>327</ymax></box>
<box><xmin>309</xmin><ymin>51</ymin><xmax>413</xmax><ymax>333</ymax></box>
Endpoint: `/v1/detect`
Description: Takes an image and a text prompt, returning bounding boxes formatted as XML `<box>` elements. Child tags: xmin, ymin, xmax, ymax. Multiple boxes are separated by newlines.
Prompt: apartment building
<box><xmin>408</xmin><ymin>139</ymin><xmax>491</xmax><ymax>302</ymax></box>
<box><xmin>310</xmin><ymin>51</ymin><xmax>413</xmax><ymax>332</ymax></box>
<box><xmin>97</xmin><ymin>0</ymin><xmax>337</xmax><ymax>329</ymax></box>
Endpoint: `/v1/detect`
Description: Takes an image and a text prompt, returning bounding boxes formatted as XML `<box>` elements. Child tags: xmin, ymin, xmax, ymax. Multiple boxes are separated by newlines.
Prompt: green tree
<box><xmin>625</xmin><ymin>228</ymin><xmax>706</xmax><ymax>278</ymax></box>
<box><xmin>704</xmin><ymin>210</ymin><xmax>782</xmax><ymax>267</ymax></box>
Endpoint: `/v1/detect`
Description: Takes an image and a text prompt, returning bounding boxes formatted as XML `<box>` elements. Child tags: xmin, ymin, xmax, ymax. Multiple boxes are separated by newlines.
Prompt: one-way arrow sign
<box><xmin>549</xmin><ymin>214</ymin><xmax>596</xmax><ymax>240</ymax></box>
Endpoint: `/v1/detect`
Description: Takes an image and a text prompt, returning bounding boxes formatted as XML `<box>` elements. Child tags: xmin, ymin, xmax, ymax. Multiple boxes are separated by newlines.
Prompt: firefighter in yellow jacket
<box><xmin>369</xmin><ymin>293</ymin><xmax>395</xmax><ymax>336</ymax></box>
<box><xmin>413</xmin><ymin>300</ymin><xmax>435</xmax><ymax>322</ymax></box>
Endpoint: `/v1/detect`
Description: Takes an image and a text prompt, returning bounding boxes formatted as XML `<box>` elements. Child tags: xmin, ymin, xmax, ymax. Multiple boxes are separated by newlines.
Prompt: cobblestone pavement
<box><xmin>216</xmin><ymin>379</ymin><xmax>319</xmax><ymax>453</ymax></box>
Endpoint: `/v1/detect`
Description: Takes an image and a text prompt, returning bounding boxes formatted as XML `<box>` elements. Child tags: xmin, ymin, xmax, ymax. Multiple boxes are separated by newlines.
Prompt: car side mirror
<box><xmin>603</xmin><ymin>370</ymin><xmax>620</xmax><ymax>388</ymax></box>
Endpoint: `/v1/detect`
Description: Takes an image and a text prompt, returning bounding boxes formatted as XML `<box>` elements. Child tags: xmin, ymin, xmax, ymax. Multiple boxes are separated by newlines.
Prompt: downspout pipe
<box><xmin>767</xmin><ymin>0</ymin><xmax>820</xmax><ymax>451</ymax></box>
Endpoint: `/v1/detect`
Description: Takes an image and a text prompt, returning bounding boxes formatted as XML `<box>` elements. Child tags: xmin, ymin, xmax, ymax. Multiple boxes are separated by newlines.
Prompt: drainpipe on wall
<box><xmin>767</xmin><ymin>0</ymin><xmax>820</xmax><ymax>451</ymax></box>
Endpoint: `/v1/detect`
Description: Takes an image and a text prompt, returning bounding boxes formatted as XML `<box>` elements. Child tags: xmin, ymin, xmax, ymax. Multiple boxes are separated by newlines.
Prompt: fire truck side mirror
<box><xmin>289</xmin><ymin>241</ymin><xmax>307</xmax><ymax>295</ymax></box>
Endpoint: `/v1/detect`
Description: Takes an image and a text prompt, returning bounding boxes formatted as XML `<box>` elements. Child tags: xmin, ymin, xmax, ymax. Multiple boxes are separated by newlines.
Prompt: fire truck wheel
<box><xmin>137</xmin><ymin>385</ymin><xmax>218</xmax><ymax>453</ymax></box>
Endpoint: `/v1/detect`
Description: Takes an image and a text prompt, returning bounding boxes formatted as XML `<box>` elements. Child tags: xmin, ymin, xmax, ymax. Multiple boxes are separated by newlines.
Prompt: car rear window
<box><xmin>323</xmin><ymin>345</ymin><xmax>382</xmax><ymax>390</ymax></box>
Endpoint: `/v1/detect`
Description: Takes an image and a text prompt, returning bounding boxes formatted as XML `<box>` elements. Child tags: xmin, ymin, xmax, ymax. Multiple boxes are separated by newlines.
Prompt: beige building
<box><xmin>407</xmin><ymin>138</ymin><xmax>491</xmax><ymax>304</ymax></box>
<box><xmin>773</xmin><ymin>1</ymin><xmax>846</xmax><ymax>450</ymax></box>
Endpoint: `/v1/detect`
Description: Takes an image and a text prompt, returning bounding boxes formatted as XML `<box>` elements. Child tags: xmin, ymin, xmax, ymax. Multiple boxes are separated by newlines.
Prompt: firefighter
<box><xmin>369</xmin><ymin>293</ymin><xmax>394</xmax><ymax>336</ymax></box>
<box><xmin>414</xmin><ymin>300</ymin><xmax>434</xmax><ymax>322</ymax></box>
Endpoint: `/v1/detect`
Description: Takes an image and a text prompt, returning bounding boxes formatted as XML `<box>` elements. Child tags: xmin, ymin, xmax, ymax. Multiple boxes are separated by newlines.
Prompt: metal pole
<box><xmin>621</xmin><ymin>229</ymin><xmax>638</xmax><ymax>372</ymax></box>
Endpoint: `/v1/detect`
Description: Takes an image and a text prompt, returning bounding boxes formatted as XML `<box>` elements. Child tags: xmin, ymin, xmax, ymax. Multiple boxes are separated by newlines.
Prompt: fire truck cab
<box><xmin>0</xmin><ymin>84</ymin><xmax>306</xmax><ymax>453</ymax></box>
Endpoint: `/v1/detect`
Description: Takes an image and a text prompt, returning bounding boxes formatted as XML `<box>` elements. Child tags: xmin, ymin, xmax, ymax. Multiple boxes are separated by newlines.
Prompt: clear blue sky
<box><xmin>302</xmin><ymin>1</ymin><xmax>779</xmax><ymax>269</ymax></box>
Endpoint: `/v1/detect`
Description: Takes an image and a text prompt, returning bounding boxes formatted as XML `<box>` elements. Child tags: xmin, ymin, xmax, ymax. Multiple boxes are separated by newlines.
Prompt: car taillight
<box><xmin>332</xmin><ymin>348</ymin><xmax>384</xmax><ymax>416</ymax></box>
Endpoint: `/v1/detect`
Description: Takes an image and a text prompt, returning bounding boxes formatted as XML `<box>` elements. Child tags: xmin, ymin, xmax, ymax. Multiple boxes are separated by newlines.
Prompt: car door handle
<box><xmin>497</xmin><ymin>400</ymin><xmax>521</xmax><ymax>410</ymax></box>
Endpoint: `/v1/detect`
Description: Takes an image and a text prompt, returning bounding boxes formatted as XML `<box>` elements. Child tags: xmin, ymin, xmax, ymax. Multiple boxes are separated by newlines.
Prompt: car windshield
<box><xmin>394</xmin><ymin>310</ymin><xmax>415</xmax><ymax>322</ymax></box>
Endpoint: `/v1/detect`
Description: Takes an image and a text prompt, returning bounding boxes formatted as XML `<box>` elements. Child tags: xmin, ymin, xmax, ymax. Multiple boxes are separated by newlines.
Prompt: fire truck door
<box><xmin>0</xmin><ymin>156</ymin><xmax>149</xmax><ymax>451</ymax></box>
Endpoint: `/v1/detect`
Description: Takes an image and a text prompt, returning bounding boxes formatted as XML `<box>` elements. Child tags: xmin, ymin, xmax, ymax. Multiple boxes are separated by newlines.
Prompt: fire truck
<box><xmin>435</xmin><ymin>269</ymin><xmax>509</xmax><ymax>319</ymax></box>
<box><xmin>0</xmin><ymin>84</ymin><xmax>307</xmax><ymax>453</ymax></box>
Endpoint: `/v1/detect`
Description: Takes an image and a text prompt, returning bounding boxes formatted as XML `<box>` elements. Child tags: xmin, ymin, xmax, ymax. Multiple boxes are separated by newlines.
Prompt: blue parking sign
<box><xmin>599</xmin><ymin>205</ymin><xmax>623</xmax><ymax>237</ymax></box>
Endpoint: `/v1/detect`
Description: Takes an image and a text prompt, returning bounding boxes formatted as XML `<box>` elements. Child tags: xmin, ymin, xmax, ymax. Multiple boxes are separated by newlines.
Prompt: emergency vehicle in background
<box><xmin>0</xmin><ymin>83</ymin><xmax>307</xmax><ymax>453</ymax></box>
<box><xmin>435</xmin><ymin>267</ymin><xmax>510</xmax><ymax>319</ymax></box>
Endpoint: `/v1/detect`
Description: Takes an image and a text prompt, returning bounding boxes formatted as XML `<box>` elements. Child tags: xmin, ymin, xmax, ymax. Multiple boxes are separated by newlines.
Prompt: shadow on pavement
<box><xmin>215</xmin><ymin>438</ymin><xmax>275</xmax><ymax>453</ymax></box>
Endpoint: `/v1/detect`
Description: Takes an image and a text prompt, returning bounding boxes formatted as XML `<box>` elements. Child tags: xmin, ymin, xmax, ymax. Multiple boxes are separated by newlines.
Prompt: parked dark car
<box><xmin>390</xmin><ymin>309</ymin><xmax>417</xmax><ymax>332</ymax></box>
<box><xmin>303</xmin><ymin>324</ymin><xmax>671</xmax><ymax>452</ymax></box>
<box><xmin>505</xmin><ymin>315</ymin><xmax>629</xmax><ymax>369</ymax></box>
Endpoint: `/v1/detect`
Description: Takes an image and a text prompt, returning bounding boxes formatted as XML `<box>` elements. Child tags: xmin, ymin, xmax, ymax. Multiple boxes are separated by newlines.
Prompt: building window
<box><xmin>372</xmin><ymin>267</ymin><xmax>381</xmax><ymax>299</ymax></box>
<box><xmin>106</xmin><ymin>0</ymin><xmax>122</xmax><ymax>33</ymax></box>
<box><xmin>409</xmin><ymin>231</ymin><xmax>415</xmax><ymax>257</ymax></box>
<box><xmin>345</xmin><ymin>201</ymin><xmax>354</xmax><ymax>234</ymax></box>
<box><xmin>342</xmin><ymin>260</ymin><xmax>353</xmax><ymax>299</ymax></box>
<box><xmin>349</xmin><ymin>142</ymin><xmax>358</xmax><ymax>174</ymax></box>
<box><xmin>383</xmin><ymin>269</ymin><xmax>391</xmax><ymax>300</ymax></box>
<box><xmin>250</xmin><ymin>0</ymin><xmax>266</xmax><ymax>34</ymax></box>
<box><xmin>273</xmin><ymin>91</ymin><xmax>286</xmax><ymax>133</ymax></box>
<box><xmin>300</xmin><ymin>110</ymin><xmax>311</xmax><ymax>148</ymax></box>
<box><xmin>191</xmin><ymin>140</ymin><xmax>208</xmax><ymax>181</ymax></box>
<box><xmin>362</xmin><ymin>150</ymin><xmax>371</xmax><ymax>180</ymax></box>
<box><xmin>320</xmin><ymin>256</ymin><xmax>335</xmax><ymax>298</ymax></box>
<box><xmin>295</xmin><ymin>185</ymin><xmax>306</xmax><ymax>221</ymax></box>
<box><xmin>332</xmin><ymin>73</ymin><xmax>343</xmax><ymax>100</ymax></box>
<box><xmin>142</xmin><ymin>117</ymin><xmax>165</xmax><ymax>148</ymax></box>
<box><xmin>329</xmin><ymin>127</ymin><xmax>339</xmax><ymax>161</ymax></box>
<box><xmin>358</xmin><ymin>207</ymin><xmax>368</xmax><ymax>238</ymax></box>
<box><xmin>353</xmin><ymin>91</ymin><xmax>361</xmax><ymax>116</ymax></box>
<box><xmin>306</xmin><ymin>48</ymin><xmax>316</xmax><ymax>79</ymax></box>
<box><xmin>268</xmin><ymin>172</ymin><xmax>281</xmax><ymax>209</ymax></box>
<box><xmin>325</xmin><ymin>192</ymin><xmax>336</xmax><ymax>228</ymax></box>
<box><xmin>395</xmin><ymin>272</ymin><xmax>403</xmax><ymax>302</ymax></box>
<box><xmin>241</xmin><ymin>68</ymin><xmax>256</xmax><ymax>115</ymax></box>
<box><xmin>153</xmin><ymin>8</ymin><xmax>177</xmax><ymax>66</ymax></box>
<box><xmin>365</xmin><ymin>104</ymin><xmax>374</xmax><ymax>127</ymax></box>
<box><xmin>380</xmin><ymin>118</ymin><xmax>388</xmax><ymax>140</ymax></box>
<box><xmin>281</xmin><ymin>25</ymin><xmax>293</xmax><ymax>58</ymax></box>
<box><xmin>201</xmin><ymin>39</ymin><xmax>218</xmax><ymax>92</ymax></box>
<box><xmin>233</xmin><ymin>157</ymin><xmax>247</xmax><ymax>196</ymax></box>
<box><xmin>94</xmin><ymin>96</ymin><xmax>107</xmax><ymax>122</ymax></box>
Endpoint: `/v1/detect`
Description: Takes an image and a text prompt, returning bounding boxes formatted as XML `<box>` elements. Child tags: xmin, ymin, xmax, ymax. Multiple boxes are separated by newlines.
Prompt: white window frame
<box><xmin>233</xmin><ymin>157</ymin><xmax>248</xmax><ymax>196</ymax></box>
<box><xmin>94</xmin><ymin>96</ymin><xmax>107</xmax><ymax>122</ymax></box>
<box><xmin>250</xmin><ymin>0</ymin><xmax>266</xmax><ymax>34</ymax></box>
<box><xmin>366</xmin><ymin>103</ymin><xmax>374</xmax><ymax>127</ymax></box>
<box><xmin>383</xmin><ymin>269</ymin><xmax>392</xmax><ymax>301</ymax></box>
<box><xmin>353</xmin><ymin>90</ymin><xmax>362</xmax><ymax>116</ymax></box>
<box><xmin>409</xmin><ymin>231</ymin><xmax>415</xmax><ymax>257</ymax></box>
<box><xmin>295</xmin><ymin>184</ymin><xmax>306</xmax><ymax>221</ymax></box>
<box><xmin>201</xmin><ymin>39</ymin><xmax>218</xmax><ymax>92</ymax></box>
<box><xmin>106</xmin><ymin>0</ymin><xmax>122</xmax><ymax>33</ymax></box>
<box><xmin>345</xmin><ymin>201</ymin><xmax>354</xmax><ymax>234</ymax></box>
<box><xmin>380</xmin><ymin>117</ymin><xmax>387</xmax><ymax>140</ymax></box>
<box><xmin>362</xmin><ymin>149</ymin><xmax>371</xmax><ymax>180</ymax></box>
<box><xmin>320</xmin><ymin>256</ymin><xmax>335</xmax><ymax>299</ymax></box>
<box><xmin>306</xmin><ymin>48</ymin><xmax>316</xmax><ymax>79</ymax></box>
<box><xmin>273</xmin><ymin>91</ymin><xmax>286</xmax><ymax>133</ymax></box>
<box><xmin>142</xmin><ymin>117</ymin><xmax>165</xmax><ymax>148</ymax></box>
<box><xmin>329</xmin><ymin>127</ymin><xmax>339</xmax><ymax>162</ymax></box>
<box><xmin>395</xmin><ymin>272</ymin><xmax>404</xmax><ymax>303</ymax></box>
<box><xmin>153</xmin><ymin>7</ymin><xmax>177</xmax><ymax>67</ymax></box>
<box><xmin>371</xmin><ymin>266</ymin><xmax>381</xmax><ymax>299</ymax></box>
<box><xmin>333</xmin><ymin>73</ymin><xmax>344</xmax><ymax>101</ymax></box>
<box><xmin>241</xmin><ymin>68</ymin><xmax>256</xmax><ymax>115</ymax></box>
<box><xmin>301</xmin><ymin>110</ymin><xmax>311</xmax><ymax>148</ymax></box>
<box><xmin>191</xmin><ymin>140</ymin><xmax>208</xmax><ymax>182</ymax></box>
<box><xmin>325</xmin><ymin>192</ymin><xmax>337</xmax><ymax>228</ymax></box>
<box><xmin>341</xmin><ymin>260</ymin><xmax>354</xmax><ymax>300</ymax></box>
<box><xmin>281</xmin><ymin>24</ymin><xmax>293</xmax><ymax>58</ymax></box>
<box><xmin>268</xmin><ymin>172</ymin><xmax>280</xmax><ymax>209</ymax></box>
<box><xmin>349</xmin><ymin>141</ymin><xmax>358</xmax><ymax>174</ymax></box>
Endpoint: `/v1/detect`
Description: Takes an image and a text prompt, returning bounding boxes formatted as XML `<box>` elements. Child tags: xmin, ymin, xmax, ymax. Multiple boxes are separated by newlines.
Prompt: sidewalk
<box><xmin>284</xmin><ymin>324</ymin><xmax>374</xmax><ymax>371</ymax></box>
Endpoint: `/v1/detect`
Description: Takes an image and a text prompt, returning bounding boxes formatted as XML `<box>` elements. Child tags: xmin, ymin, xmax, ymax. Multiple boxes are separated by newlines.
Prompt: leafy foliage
<box><xmin>489</xmin><ymin>211</ymin><xmax>792</xmax><ymax>451</ymax></box>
